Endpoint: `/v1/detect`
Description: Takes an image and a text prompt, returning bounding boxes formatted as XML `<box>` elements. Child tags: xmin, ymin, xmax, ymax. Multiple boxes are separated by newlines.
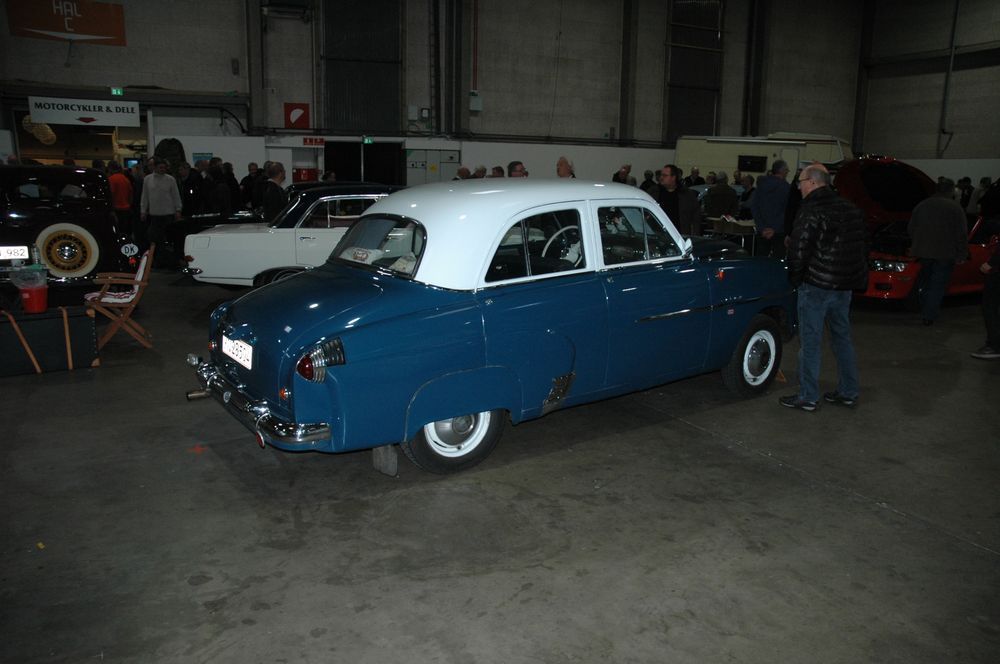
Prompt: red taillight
<box><xmin>296</xmin><ymin>354</ymin><xmax>314</xmax><ymax>380</ymax></box>
<box><xmin>208</xmin><ymin>340</ymin><xmax>218</xmax><ymax>351</ymax></box>
<box><xmin>295</xmin><ymin>338</ymin><xmax>345</xmax><ymax>383</ymax></box>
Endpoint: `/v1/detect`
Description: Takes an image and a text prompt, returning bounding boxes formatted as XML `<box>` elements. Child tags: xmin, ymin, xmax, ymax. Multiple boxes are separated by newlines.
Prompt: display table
<box><xmin>0</xmin><ymin>306</ymin><xmax>100</xmax><ymax>376</ymax></box>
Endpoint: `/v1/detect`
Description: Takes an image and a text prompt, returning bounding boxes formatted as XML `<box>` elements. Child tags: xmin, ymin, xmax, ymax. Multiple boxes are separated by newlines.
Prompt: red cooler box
<box><xmin>0</xmin><ymin>306</ymin><xmax>100</xmax><ymax>376</ymax></box>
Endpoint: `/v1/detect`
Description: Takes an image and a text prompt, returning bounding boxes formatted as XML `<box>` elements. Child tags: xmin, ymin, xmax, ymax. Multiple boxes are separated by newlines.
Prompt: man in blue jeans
<box><xmin>781</xmin><ymin>165</ymin><xmax>869</xmax><ymax>411</ymax></box>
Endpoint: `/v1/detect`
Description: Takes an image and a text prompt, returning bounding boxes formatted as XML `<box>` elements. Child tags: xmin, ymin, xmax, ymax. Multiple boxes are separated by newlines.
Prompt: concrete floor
<box><xmin>2</xmin><ymin>272</ymin><xmax>998</xmax><ymax>663</ymax></box>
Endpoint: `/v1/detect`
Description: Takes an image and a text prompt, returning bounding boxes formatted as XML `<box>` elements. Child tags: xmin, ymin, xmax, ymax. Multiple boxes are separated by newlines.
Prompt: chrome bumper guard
<box><xmin>191</xmin><ymin>359</ymin><xmax>330</xmax><ymax>447</ymax></box>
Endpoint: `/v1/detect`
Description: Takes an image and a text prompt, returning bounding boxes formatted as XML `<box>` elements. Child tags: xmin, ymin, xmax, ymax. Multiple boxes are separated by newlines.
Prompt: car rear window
<box><xmin>331</xmin><ymin>216</ymin><xmax>425</xmax><ymax>277</ymax></box>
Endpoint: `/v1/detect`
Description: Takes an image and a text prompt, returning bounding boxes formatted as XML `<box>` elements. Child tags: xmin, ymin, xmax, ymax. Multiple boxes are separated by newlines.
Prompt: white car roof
<box><xmin>366</xmin><ymin>179</ymin><xmax>663</xmax><ymax>290</ymax></box>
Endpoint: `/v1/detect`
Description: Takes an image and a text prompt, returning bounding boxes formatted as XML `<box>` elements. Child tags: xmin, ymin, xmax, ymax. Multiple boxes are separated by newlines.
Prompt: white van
<box><xmin>675</xmin><ymin>132</ymin><xmax>853</xmax><ymax>181</ymax></box>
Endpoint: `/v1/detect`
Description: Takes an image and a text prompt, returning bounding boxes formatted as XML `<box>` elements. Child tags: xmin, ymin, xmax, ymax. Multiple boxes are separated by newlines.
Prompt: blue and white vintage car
<box><xmin>188</xmin><ymin>180</ymin><xmax>795</xmax><ymax>473</ymax></box>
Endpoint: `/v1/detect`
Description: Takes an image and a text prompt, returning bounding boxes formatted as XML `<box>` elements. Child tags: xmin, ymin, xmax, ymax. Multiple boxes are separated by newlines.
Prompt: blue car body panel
<box><xmin>193</xmin><ymin>180</ymin><xmax>797</xmax><ymax>461</ymax></box>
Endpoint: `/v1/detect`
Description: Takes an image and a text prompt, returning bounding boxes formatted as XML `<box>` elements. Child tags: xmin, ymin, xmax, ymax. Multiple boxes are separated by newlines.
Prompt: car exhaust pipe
<box><xmin>186</xmin><ymin>389</ymin><xmax>211</xmax><ymax>401</ymax></box>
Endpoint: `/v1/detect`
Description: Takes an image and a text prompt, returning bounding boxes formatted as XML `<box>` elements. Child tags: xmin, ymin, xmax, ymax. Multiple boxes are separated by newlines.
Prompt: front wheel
<box><xmin>400</xmin><ymin>410</ymin><xmax>505</xmax><ymax>474</ymax></box>
<box><xmin>722</xmin><ymin>314</ymin><xmax>782</xmax><ymax>396</ymax></box>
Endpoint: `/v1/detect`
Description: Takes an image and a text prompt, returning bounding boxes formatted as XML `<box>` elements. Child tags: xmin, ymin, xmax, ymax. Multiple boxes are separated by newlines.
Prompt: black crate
<box><xmin>0</xmin><ymin>306</ymin><xmax>99</xmax><ymax>376</ymax></box>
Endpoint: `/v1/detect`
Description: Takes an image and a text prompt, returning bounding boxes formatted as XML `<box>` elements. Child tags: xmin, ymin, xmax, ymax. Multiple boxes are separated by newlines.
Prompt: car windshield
<box><xmin>330</xmin><ymin>216</ymin><xmax>425</xmax><ymax>277</ymax></box>
<box><xmin>267</xmin><ymin>194</ymin><xmax>310</xmax><ymax>228</ymax></box>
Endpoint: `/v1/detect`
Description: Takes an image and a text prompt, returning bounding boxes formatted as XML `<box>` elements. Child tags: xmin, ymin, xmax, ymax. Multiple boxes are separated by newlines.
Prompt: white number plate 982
<box><xmin>1</xmin><ymin>245</ymin><xmax>29</xmax><ymax>260</ymax></box>
<box><xmin>222</xmin><ymin>335</ymin><xmax>253</xmax><ymax>370</ymax></box>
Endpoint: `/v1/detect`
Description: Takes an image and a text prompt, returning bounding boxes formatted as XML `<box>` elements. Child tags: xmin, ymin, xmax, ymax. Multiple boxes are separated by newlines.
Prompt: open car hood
<box><xmin>833</xmin><ymin>156</ymin><xmax>935</xmax><ymax>227</ymax></box>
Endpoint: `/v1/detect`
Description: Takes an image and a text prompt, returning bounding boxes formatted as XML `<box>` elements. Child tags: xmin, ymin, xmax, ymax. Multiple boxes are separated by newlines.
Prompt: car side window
<box><xmin>16</xmin><ymin>183</ymin><xmax>50</xmax><ymax>200</ymax></box>
<box><xmin>486</xmin><ymin>209</ymin><xmax>584</xmax><ymax>283</ymax></box>
<box><xmin>599</xmin><ymin>206</ymin><xmax>680</xmax><ymax>265</ymax></box>
<box><xmin>300</xmin><ymin>201</ymin><xmax>331</xmax><ymax>228</ymax></box>
<box><xmin>329</xmin><ymin>197</ymin><xmax>376</xmax><ymax>228</ymax></box>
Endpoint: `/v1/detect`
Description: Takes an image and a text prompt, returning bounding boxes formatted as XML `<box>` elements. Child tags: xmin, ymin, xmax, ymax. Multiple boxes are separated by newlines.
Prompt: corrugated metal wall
<box><xmin>323</xmin><ymin>0</ymin><xmax>402</xmax><ymax>132</ymax></box>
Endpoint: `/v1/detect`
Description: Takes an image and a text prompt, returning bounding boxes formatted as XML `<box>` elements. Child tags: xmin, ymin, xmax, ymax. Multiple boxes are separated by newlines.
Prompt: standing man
<box><xmin>781</xmin><ymin>165</ymin><xmax>868</xmax><ymax>412</ymax></box>
<box><xmin>907</xmin><ymin>178</ymin><xmax>968</xmax><ymax>325</ymax></box>
<box><xmin>106</xmin><ymin>161</ymin><xmax>133</xmax><ymax>237</ymax></box>
<box><xmin>239</xmin><ymin>162</ymin><xmax>258</xmax><ymax>209</ymax></box>
<box><xmin>752</xmin><ymin>160</ymin><xmax>791</xmax><ymax>258</ymax></box>
<box><xmin>971</xmin><ymin>236</ymin><xmax>1000</xmax><ymax>359</ymax></box>
<box><xmin>508</xmin><ymin>161</ymin><xmax>527</xmax><ymax>178</ymax></box>
<box><xmin>556</xmin><ymin>156</ymin><xmax>575</xmax><ymax>178</ymax></box>
<box><xmin>650</xmin><ymin>164</ymin><xmax>701</xmax><ymax>236</ymax></box>
<box><xmin>140</xmin><ymin>157</ymin><xmax>182</xmax><ymax>267</ymax></box>
<box><xmin>262</xmin><ymin>161</ymin><xmax>288</xmax><ymax>224</ymax></box>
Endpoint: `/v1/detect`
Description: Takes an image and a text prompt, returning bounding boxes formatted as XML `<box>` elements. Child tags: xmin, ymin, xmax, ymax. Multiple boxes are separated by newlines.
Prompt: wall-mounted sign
<box><xmin>6</xmin><ymin>0</ymin><xmax>127</xmax><ymax>46</ymax></box>
<box><xmin>28</xmin><ymin>96</ymin><xmax>140</xmax><ymax>127</ymax></box>
<box><xmin>284</xmin><ymin>103</ymin><xmax>310</xmax><ymax>130</ymax></box>
<box><xmin>302</xmin><ymin>137</ymin><xmax>324</xmax><ymax>147</ymax></box>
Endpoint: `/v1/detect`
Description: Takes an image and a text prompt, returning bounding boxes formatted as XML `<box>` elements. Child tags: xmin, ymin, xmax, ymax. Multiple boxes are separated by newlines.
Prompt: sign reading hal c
<box><xmin>29</xmin><ymin>96</ymin><xmax>140</xmax><ymax>127</ymax></box>
<box><xmin>7</xmin><ymin>0</ymin><xmax>127</xmax><ymax>46</ymax></box>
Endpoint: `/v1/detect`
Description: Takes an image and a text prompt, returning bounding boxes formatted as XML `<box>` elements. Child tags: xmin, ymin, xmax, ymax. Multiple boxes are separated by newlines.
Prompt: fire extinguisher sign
<box><xmin>284</xmin><ymin>103</ymin><xmax>310</xmax><ymax>129</ymax></box>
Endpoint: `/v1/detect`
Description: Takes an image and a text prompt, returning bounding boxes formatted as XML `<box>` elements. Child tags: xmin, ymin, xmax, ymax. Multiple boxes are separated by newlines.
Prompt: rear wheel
<box><xmin>400</xmin><ymin>410</ymin><xmax>505</xmax><ymax>473</ymax></box>
<box><xmin>36</xmin><ymin>223</ymin><xmax>100</xmax><ymax>278</ymax></box>
<box><xmin>722</xmin><ymin>314</ymin><xmax>782</xmax><ymax>396</ymax></box>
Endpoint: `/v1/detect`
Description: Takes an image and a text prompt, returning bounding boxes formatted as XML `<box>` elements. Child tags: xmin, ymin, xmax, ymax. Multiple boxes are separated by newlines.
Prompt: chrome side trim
<box><xmin>194</xmin><ymin>362</ymin><xmax>330</xmax><ymax>446</ymax></box>
<box><xmin>639</xmin><ymin>303</ymin><xmax>715</xmax><ymax>322</ymax></box>
<box><xmin>638</xmin><ymin>296</ymin><xmax>764</xmax><ymax>323</ymax></box>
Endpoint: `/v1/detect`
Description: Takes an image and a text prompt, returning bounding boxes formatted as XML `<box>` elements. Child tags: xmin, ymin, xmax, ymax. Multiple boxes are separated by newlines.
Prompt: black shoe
<box><xmin>779</xmin><ymin>395</ymin><xmax>817</xmax><ymax>412</ymax></box>
<box><xmin>823</xmin><ymin>391</ymin><xmax>858</xmax><ymax>407</ymax></box>
<box><xmin>971</xmin><ymin>345</ymin><xmax>1000</xmax><ymax>360</ymax></box>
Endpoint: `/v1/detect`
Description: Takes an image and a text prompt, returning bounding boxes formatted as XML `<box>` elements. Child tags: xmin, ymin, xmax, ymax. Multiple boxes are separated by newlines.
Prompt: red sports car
<box><xmin>834</xmin><ymin>156</ymin><xmax>999</xmax><ymax>302</ymax></box>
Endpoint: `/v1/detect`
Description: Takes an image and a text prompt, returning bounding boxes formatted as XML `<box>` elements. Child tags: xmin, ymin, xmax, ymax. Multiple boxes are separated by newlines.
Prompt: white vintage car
<box><xmin>183</xmin><ymin>184</ymin><xmax>400</xmax><ymax>286</ymax></box>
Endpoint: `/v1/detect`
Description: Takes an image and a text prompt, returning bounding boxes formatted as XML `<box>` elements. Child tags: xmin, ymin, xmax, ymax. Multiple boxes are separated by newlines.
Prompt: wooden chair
<box><xmin>84</xmin><ymin>244</ymin><xmax>155</xmax><ymax>350</ymax></box>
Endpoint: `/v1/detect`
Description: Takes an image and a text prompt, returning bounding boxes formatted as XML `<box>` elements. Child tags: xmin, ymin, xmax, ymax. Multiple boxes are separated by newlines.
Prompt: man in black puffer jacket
<box><xmin>781</xmin><ymin>165</ymin><xmax>868</xmax><ymax>412</ymax></box>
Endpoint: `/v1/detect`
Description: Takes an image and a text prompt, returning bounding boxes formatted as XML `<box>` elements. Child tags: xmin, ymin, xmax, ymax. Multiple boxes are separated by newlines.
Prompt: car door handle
<box><xmin>298</xmin><ymin>235</ymin><xmax>316</xmax><ymax>241</ymax></box>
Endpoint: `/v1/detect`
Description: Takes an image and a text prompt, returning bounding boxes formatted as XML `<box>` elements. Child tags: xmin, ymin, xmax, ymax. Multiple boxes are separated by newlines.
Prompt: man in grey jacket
<box><xmin>907</xmin><ymin>178</ymin><xmax>968</xmax><ymax>325</ymax></box>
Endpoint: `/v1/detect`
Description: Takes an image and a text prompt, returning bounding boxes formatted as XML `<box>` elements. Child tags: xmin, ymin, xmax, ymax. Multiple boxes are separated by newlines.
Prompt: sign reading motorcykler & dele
<box><xmin>28</xmin><ymin>96</ymin><xmax>140</xmax><ymax>127</ymax></box>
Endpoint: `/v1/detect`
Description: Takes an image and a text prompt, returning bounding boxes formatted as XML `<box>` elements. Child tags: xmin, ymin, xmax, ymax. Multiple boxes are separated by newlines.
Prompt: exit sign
<box><xmin>110</xmin><ymin>87</ymin><xmax>124</xmax><ymax>96</ymax></box>
<box><xmin>362</xmin><ymin>135</ymin><xmax>374</xmax><ymax>145</ymax></box>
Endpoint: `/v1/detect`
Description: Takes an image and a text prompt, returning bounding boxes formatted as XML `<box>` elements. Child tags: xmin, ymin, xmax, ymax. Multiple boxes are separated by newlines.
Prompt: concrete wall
<box><xmin>758</xmin><ymin>0</ymin><xmax>863</xmax><ymax>140</ymax></box>
<box><xmin>469</xmin><ymin>1</ymin><xmax>623</xmax><ymax>140</ymax></box>
<box><xmin>864</xmin><ymin>0</ymin><xmax>1000</xmax><ymax>158</ymax></box>
<box><xmin>0</xmin><ymin>0</ymin><xmax>248</xmax><ymax>92</ymax></box>
<box><xmin>261</xmin><ymin>13</ymin><xmax>316</xmax><ymax>129</ymax></box>
<box><xmin>1</xmin><ymin>0</ymin><xmax>995</xmax><ymax>167</ymax></box>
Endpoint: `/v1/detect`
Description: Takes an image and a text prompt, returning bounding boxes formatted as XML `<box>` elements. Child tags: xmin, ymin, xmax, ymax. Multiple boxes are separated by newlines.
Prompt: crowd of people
<box><xmin>6</xmin><ymin>150</ymin><xmax>997</xmax><ymax>366</ymax></box>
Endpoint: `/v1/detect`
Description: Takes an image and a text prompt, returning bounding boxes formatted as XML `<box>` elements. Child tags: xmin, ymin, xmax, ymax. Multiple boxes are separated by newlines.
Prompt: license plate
<box><xmin>0</xmin><ymin>245</ymin><xmax>29</xmax><ymax>260</ymax></box>
<box><xmin>222</xmin><ymin>335</ymin><xmax>253</xmax><ymax>370</ymax></box>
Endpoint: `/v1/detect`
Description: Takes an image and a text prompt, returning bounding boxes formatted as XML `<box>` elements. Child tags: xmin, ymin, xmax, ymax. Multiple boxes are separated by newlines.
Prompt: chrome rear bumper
<box><xmin>189</xmin><ymin>357</ymin><xmax>330</xmax><ymax>448</ymax></box>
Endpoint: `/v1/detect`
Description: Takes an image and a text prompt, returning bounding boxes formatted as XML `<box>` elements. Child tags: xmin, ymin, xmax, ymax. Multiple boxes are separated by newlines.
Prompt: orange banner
<box><xmin>7</xmin><ymin>0</ymin><xmax>126</xmax><ymax>46</ymax></box>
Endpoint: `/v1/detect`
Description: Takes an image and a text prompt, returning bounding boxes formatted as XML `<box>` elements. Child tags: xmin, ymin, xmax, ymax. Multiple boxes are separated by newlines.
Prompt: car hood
<box><xmin>834</xmin><ymin>157</ymin><xmax>934</xmax><ymax>227</ymax></box>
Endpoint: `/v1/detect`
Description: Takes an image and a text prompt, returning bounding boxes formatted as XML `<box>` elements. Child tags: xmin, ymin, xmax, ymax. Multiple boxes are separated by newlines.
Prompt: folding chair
<box><xmin>84</xmin><ymin>244</ymin><xmax>155</xmax><ymax>350</ymax></box>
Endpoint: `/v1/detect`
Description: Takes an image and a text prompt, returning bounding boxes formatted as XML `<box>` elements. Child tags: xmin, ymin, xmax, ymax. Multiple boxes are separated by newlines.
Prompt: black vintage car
<box><xmin>0</xmin><ymin>165</ymin><xmax>136</xmax><ymax>281</ymax></box>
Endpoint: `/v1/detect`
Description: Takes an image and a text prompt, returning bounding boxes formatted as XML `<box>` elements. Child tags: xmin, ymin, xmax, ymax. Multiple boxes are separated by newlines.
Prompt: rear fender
<box><xmin>404</xmin><ymin>367</ymin><xmax>523</xmax><ymax>441</ymax></box>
